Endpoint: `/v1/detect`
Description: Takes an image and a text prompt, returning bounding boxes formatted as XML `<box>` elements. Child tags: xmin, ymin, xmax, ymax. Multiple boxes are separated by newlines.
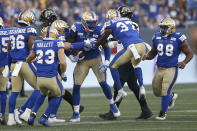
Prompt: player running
<box><xmin>143</xmin><ymin>17</ymin><xmax>193</xmax><ymax>120</ymax></box>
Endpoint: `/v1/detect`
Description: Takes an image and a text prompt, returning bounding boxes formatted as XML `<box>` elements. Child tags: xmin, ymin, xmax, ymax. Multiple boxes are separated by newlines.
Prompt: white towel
<box><xmin>128</xmin><ymin>44</ymin><xmax>140</xmax><ymax>60</ymax></box>
<box><xmin>12</xmin><ymin>62</ymin><xmax>23</xmax><ymax>77</ymax></box>
<box><xmin>2</xmin><ymin>65</ymin><xmax>9</xmax><ymax>77</ymax></box>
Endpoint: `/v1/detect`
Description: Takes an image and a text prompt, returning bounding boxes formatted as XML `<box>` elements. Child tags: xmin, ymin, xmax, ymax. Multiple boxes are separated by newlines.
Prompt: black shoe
<box><xmin>0</xmin><ymin>115</ymin><xmax>7</xmax><ymax>125</ymax></box>
<box><xmin>20</xmin><ymin>94</ymin><xmax>28</xmax><ymax>97</ymax></box>
<box><xmin>99</xmin><ymin>111</ymin><xmax>117</xmax><ymax>120</ymax></box>
<box><xmin>79</xmin><ymin>105</ymin><xmax>85</xmax><ymax>114</ymax></box>
<box><xmin>135</xmin><ymin>111</ymin><xmax>153</xmax><ymax>120</ymax></box>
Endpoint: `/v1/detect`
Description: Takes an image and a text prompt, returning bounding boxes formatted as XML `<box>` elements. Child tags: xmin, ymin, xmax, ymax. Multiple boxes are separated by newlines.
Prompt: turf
<box><xmin>1</xmin><ymin>83</ymin><xmax>197</xmax><ymax>131</ymax></box>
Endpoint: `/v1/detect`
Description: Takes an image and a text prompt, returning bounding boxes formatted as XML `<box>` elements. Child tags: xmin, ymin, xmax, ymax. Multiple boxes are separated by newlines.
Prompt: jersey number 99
<box><xmin>157</xmin><ymin>44</ymin><xmax>174</xmax><ymax>56</ymax></box>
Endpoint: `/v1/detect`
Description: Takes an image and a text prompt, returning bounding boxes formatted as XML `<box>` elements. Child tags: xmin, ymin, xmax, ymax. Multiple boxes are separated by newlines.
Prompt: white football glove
<box><xmin>61</xmin><ymin>72</ymin><xmax>67</xmax><ymax>82</ymax></box>
<box><xmin>99</xmin><ymin>60</ymin><xmax>110</xmax><ymax>73</ymax></box>
<box><xmin>84</xmin><ymin>38</ymin><xmax>96</xmax><ymax>51</ymax></box>
<box><xmin>68</xmin><ymin>51</ymin><xmax>85</xmax><ymax>63</ymax></box>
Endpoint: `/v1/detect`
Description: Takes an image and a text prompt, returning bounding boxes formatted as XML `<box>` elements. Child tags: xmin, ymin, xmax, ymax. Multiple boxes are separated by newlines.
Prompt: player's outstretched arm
<box><xmin>95</xmin><ymin>29</ymin><xmax>112</xmax><ymax>48</ymax></box>
<box><xmin>142</xmin><ymin>46</ymin><xmax>157</xmax><ymax>60</ymax></box>
<box><xmin>26</xmin><ymin>50</ymin><xmax>36</xmax><ymax>63</ymax></box>
<box><xmin>178</xmin><ymin>41</ymin><xmax>193</xmax><ymax>69</ymax></box>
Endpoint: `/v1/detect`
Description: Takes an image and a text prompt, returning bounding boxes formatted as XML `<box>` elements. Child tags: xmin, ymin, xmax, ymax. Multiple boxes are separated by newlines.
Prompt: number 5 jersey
<box><xmin>152</xmin><ymin>32</ymin><xmax>187</xmax><ymax>67</ymax></box>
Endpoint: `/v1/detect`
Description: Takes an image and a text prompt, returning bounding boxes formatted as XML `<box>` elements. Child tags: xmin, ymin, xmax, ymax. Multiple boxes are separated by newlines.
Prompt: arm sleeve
<box><xmin>70</xmin><ymin>42</ymin><xmax>85</xmax><ymax>50</ymax></box>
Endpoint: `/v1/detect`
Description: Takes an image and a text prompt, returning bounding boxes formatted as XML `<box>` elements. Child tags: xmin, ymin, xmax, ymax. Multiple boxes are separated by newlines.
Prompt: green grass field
<box><xmin>0</xmin><ymin>83</ymin><xmax>197</xmax><ymax>131</ymax></box>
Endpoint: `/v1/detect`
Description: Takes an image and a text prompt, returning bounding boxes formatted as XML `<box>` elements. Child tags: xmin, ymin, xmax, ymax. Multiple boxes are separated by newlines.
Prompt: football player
<box><xmin>26</xmin><ymin>27</ymin><xmax>67</xmax><ymax>126</ymax></box>
<box><xmin>39</xmin><ymin>9</ymin><xmax>85</xmax><ymax>118</ymax></box>
<box><xmin>0</xmin><ymin>17</ymin><xmax>9</xmax><ymax>125</ymax></box>
<box><xmin>95</xmin><ymin>6</ymin><xmax>150</xmax><ymax>106</ymax></box>
<box><xmin>99</xmin><ymin>9</ymin><xmax>152</xmax><ymax>120</ymax></box>
<box><xmin>143</xmin><ymin>18</ymin><xmax>193</xmax><ymax>120</ymax></box>
<box><xmin>7</xmin><ymin>10</ymin><xmax>40</xmax><ymax>126</ymax></box>
<box><xmin>67</xmin><ymin>11</ymin><xmax>120</xmax><ymax>122</ymax></box>
<box><xmin>26</xmin><ymin>26</ymin><xmax>96</xmax><ymax>126</ymax></box>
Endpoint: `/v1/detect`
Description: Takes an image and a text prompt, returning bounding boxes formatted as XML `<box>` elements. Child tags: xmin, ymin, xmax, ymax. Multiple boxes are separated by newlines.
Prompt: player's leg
<box><xmin>130</xmin><ymin>43</ymin><xmax>146</xmax><ymax>96</ymax></box>
<box><xmin>156</xmin><ymin>67</ymin><xmax>178</xmax><ymax>120</ymax></box>
<box><xmin>70</xmin><ymin>61</ymin><xmax>90</xmax><ymax>122</ymax></box>
<box><xmin>18</xmin><ymin>63</ymin><xmax>40</xmax><ymax>122</ymax></box>
<box><xmin>92</xmin><ymin>57</ymin><xmax>120</xmax><ymax>117</ymax></box>
<box><xmin>7</xmin><ymin>63</ymin><xmax>23</xmax><ymax>126</ymax></box>
<box><xmin>110</xmin><ymin>48</ymin><xmax>129</xmax><ymax>102</ymax></box>
<box><xmin>0</xmin><ymin>66</ymin><xmax>8</xmax><ymax>125</ymax></box>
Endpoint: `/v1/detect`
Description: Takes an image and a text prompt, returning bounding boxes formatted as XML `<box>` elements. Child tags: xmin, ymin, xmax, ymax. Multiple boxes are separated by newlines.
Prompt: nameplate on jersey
<box><xmin>156</xmin><ymin>37</ymin><xmax>161</xmax><ymax>40</ymax></box>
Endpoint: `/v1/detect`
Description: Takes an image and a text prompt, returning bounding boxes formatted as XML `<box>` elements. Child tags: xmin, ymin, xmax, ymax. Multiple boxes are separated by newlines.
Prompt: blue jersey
<box><xmin>70</xmin><ymin>22</ymin><xmax>102</xmax><ymax>59</ymax></box>
<box><xmin>104</xmin><ymin>17</ymin><xmax>144</xmax><ymax>48</ymax></box>
<box><xmin>152</xmin><ymin>32</ymin><xmax>187</xmax><ymax>67</ymax></box>
<box><xmin>0</xmin><ymin>28</ymin><xmax>11</xmax><ymax>67</ymax></box>
<box><xmin>33</xmin><ymin>39</ymin><xmax>64</xmax><ymax>77</ymax></box>
<box><xmin>9</xmin><ymin>26</ymin><xmax>37</xmax><ymax>62</ymax></box>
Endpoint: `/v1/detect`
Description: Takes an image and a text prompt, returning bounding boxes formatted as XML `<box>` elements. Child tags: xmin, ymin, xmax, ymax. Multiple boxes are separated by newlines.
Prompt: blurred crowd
<box><xmin>0</xmin><ymin>0</ymin><xmax>197</xmax><ymax>28</ymax></box>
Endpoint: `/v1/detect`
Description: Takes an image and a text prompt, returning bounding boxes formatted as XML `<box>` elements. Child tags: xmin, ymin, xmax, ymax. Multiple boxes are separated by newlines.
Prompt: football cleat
<box><xmin>38</xmin><ymin>116</ymin><xmax>49</xmax><ymax>127</ymax></box>
<box><xmin>110</xmin><ymin>104</ymin><xmax>120</xmax><ymax>117</ymax></box>
<box><xmin>0</xmin><ymin>114</ymin><xmax>7</xmax><ymax>125</ymax></box>
<box><xmin>27</xmin><ymin>112</ymin><xmax>36</xmax><ymax>126</ymax></box>
<box><xmin>115</xmin><ymin>90</ymin><xmax>127</xmax><ymax>103</ymax></box>
<box><xmin>69</xmin><ymin>112</ymin><xmax>80</xmax><ymax>122</ymax></box>
<box><xmin>7</xmin><ymin>114</ymin><xmax>17</xmax><ymax>126</ymax></box>
<box><xmin>155</xmin><ymin>111</ymin><xmax>167</xmax><ymax>120</ymax></box>
<box><xmin>79</xmin><ymin>105</ymin><xmax>85</xmax><ymax>114</ymax></box>
<box><xmin>20</xmin><ymin>108</ymin><xmax>31</xmax><ymax>122</ymax></box>
<box><xmin>135</xmin><ymin>111</ymin><xmax>153</xmax><ymax>120</ymax></box>
<box><xmin>168</xmin><ymin>93</ymin><xmax>178</xmax><ymax>110</ymax></box>
<box><xmin>99</xmin><ymin>111</ymin><xmax>117</xmax><ymax>120</ymax></box>
<box><xmin>48</xmin><ymin>116</ymin><xmax>65</xmax><ymax>124</ymax></box>
<box><xmin>14</xmin><ymin>109</ymin><xmax>22</xmax><ymax>124</ymax></box>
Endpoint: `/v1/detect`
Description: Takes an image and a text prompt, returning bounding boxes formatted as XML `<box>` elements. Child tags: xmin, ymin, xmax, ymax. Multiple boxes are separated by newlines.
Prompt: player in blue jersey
<box><xmin>95</xmin><ymin>7</ymin><xmax>150</xmax><ymax>104</ymax></box>
<box><xmin>67</xmin><ymin>11</ymin><xmax>120</xmax><ymax>122</ymax></box>
<box><xmin>7</xmin><ymin>10</ymin><xmax>41</xmax><ymax>126</ymax></box>
<box><xmin>99</xmin><ymin>8</ymin><xmax>152</xmax><ymax>120</ymax></box>
<box><xmin>0</xmin><ymin>17</ymin><xmax>9</xmax><ymax>125</ymax></box>
<box><xmin>143</xmin><ymin>18</ymin><xmax>193</xmax><ymax>120</ymax></box>
<box><xmin>26</xmin><ymin>26</ymin><xmax>66</xmax><ymax>126</ymax></box>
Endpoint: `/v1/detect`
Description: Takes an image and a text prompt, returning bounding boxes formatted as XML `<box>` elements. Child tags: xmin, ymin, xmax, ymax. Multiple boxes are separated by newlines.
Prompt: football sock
<box><xmin>134</xmin><ymin>67</ymin><xmax>143</xmax><ymax>87</ymax></box>
<box><xmin>44</xmin><ymin>97</ymin><xmax>60</xmax><ymax>117</ymax></box>
<box><xmin>9</xmin><ymin>92</ymin><xmax>19</xmax><ymax>113</ymax></box>
<box><xmin>33</xmin><ymin>94</ymin><xmax>46</xmax><ymax>113</ymax></box>
<box><xmin>21</xmin><ymin>90</ymin><xmax>40</xmax><ymax>111</ymax></box>
<box><xmin>113</xmin><ymin>89</ymin><xmax>122</xmax><ymax>108</ymax></box>
<box><xmin>99</xmin><ymin>81</ymin><xmax>112</xmax><ymax>100</ymax></box>
<box><xmin>0</xmin><ymin>91</ymin><xmax>7</xmax><ymax>115</ymax></box>
<box><xmin>110</xmin><ymin>69</ymin><xmax>122</xmax><ymax>91</ymax></box>
<box><xmin>72</xmin><ymin>85</ymin><xmax>81</xmax><ymax>106</ymax></box>
<box><xmin>62</xmin><ymin>90</ymin><xmax>73</xmax><ymax>110</ymax></box>
<box><xmin>73</xmin><ymin>105</ymin><xmax>80</xmax><ymax>113</ymax></box>
<box><xmin>161</xmin><ymin>93</ymin><xmax>172</xmax><ymax>112</ymax></box>
<box><xmin>50</xmin><ymin>96</ymin><xmax>62</xmax><ymax>117</ymax></box>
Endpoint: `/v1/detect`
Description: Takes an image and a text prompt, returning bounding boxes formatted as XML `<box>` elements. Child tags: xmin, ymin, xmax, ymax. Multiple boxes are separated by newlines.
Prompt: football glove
<box><xmin>61</xmin><ymin>72</ymin><xmax>67</xmax><ymax>82</ymax></box>
<box><xmin>99</xmin><ymin>60</ymin><xmax>110</xmax><ymax>73</ymax></box>
<box><xmin>84</xmin><ymin>38</ymin><xmax>96</xmax><ymax>51</ymax></box>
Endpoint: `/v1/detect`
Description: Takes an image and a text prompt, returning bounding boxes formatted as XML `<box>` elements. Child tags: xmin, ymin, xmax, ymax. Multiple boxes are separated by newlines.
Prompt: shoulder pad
<box><xmin>57</xmin><ymin>41</ymin><xmax>64</xmax><ymax>48</ymax></box>
<box><xmin>27</xmin><ymin>27</ymin><xmax>37</xmax><ymax>34</ymax></box>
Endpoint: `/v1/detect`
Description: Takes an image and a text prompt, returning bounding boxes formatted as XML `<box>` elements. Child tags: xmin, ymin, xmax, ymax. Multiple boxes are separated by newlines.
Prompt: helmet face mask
<box><xmin>117</xmin><ymin>6</ymin><xmax>133</xmax><ymax>19</ymax></box>
<box><xmin>159</xmin><ymin>18</ymin><xmax>176</xmax><ymax>37</ymax></box>
<box><xmin>40</xmin><ymin>9</ymin><xmax>58</xmax><ymax>27</ymax></box>
<box><xmin>81</xmin><ymin>11</ymin><xmax>98</xmax><ymax>32</ymax></box>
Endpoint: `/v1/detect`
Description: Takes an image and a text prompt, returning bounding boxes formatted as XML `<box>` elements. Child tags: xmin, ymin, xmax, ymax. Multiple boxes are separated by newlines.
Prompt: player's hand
<box><xmin>99</xmin><ymin>60</ymin><xmax>110</xmax><ymax>73</ymax></box>
<box><xmin>84</xmin><ymin>38</ymin><xmax>97</xmax><ymax>51</ymax></box>
<box><xmin>178</xmin><ymin>61</ymin><xmax>186</xmax><ymax>69</ymax></box>
<box><xmin>61</xmin><ymin>72</ymin><xmax>67</xmax><ymax>82</ymax></box>
<box><xmin>142</xmin><ymin>55</ymin><xmax>148</xmax><ymax>61</ymax></box>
